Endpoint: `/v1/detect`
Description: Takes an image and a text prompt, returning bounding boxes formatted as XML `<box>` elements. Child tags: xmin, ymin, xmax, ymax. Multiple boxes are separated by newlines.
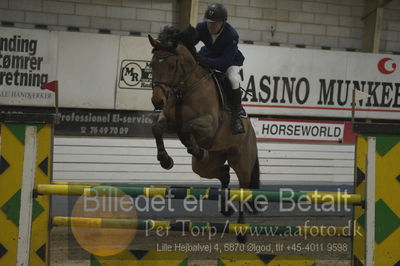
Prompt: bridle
<box><xmin>152</xmin><ymin>52</ymin><xmax>181</xmax><ymax>90</ymax></box>
<box><xmin>151</xmin><ymin>48</ymin><xmax>210</xmax><ymax>101</ymax></box>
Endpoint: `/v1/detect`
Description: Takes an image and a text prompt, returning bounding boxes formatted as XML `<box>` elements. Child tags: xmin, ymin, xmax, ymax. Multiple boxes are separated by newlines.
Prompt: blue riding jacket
<box><xmin>195</xmin><ymin>22</ymin><xmax>245</xmax><ymax>72</ymax></box>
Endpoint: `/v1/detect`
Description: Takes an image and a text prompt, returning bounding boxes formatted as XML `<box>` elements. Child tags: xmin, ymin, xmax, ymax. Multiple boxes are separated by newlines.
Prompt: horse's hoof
<box><xmin>159</xmin><ymin>155</ymin><xmax>174</xmax><ymax>170</ymax></box>
<box><xmin>236</xmin><ymin>234</ymin><xmax>247</xmax><ymax>243</ymax></box>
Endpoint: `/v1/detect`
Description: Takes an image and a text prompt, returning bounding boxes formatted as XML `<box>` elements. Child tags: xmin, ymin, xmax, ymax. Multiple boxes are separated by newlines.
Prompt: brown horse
<box><xmin>148</xmin><ymin>27</ymin><xmax>259</xmax><ymax>241</ymax></box>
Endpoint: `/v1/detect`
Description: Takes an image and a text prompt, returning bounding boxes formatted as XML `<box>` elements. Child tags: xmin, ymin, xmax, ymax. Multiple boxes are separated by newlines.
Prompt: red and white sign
<box><xmin>252</xmin><ymin>118</ymin><xmax>355</xmax><ymax>143</ymax></box>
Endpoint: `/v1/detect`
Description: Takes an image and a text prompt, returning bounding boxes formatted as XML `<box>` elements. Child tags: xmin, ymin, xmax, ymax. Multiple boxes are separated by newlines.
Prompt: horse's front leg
<box><xmin>152</xmin><ymin>111</ymin><xmax>174</xmax><ymax>170</ymax></box>
<box><xmin>180</xmin><ymin>115</ymin><xmax>216</xmax><ymax>161</ymax></box>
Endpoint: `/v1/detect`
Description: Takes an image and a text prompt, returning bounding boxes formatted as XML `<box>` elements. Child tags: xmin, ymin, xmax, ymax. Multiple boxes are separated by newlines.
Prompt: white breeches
<box><xmin>225</xmin><ymin>65</ymin><xmax>241</xmax><ymax>90</ymax></box>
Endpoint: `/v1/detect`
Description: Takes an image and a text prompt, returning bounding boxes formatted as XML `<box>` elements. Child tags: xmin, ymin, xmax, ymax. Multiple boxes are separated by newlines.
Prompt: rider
<box><xmin>195</xmin><ymin>3</ymin><xmax>246</xmax><ymax>135</ymax></box>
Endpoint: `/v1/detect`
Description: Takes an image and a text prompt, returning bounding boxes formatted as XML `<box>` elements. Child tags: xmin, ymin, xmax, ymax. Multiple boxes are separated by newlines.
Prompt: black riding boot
<box><xmin>230</xmin><ymin>89</ymin><xmax>245</xmax><ymax>135</ymax></box>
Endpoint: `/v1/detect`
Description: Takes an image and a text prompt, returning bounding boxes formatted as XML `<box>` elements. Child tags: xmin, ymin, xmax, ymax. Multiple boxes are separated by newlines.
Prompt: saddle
<box><xmin>211</xmin><ymin>70</ymin><xmax>247</xmax><ymax>118</ymax></box>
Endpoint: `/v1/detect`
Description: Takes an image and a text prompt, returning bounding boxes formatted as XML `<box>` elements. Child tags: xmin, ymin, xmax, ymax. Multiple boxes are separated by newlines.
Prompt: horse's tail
<box><xmin>249</xmin><ymin>155</ymin><xmax>260</xmax><ymax>189</ymax></box>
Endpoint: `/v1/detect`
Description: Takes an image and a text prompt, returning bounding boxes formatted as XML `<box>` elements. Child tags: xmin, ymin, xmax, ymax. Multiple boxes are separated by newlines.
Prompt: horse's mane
<box><xmin>157</xmin><ymin>25</ymin><xmax>198</xmax><ymax>59</ymax></box>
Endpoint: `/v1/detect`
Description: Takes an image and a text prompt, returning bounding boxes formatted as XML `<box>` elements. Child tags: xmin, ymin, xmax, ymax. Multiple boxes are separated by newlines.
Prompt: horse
<box><xmin>148</xmin><ymin>26</ymin><xmax>259</xmax><ymax>242</ymax></box>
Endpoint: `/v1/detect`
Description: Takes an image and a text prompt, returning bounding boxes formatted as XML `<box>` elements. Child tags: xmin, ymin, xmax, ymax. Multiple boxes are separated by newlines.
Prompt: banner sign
<box><xmin>1</xmin><ymin>29</ymin><xmax>399</xmax><ymax>120</ymax></box>
<box><xmin>118</xmin><ymin>59</ymin><xmax>152</xmax><ymax>90</ymax></box>
<box><xmin>0</xmin><ymin>28</ymin><xmax>57</xmax><ymax>106</ymax></box>
<box><xmin>115</xmin><ymin>36</ymin><xmax>153</xmax><ymax>110</ymax></box>
<box><xmin>0</xmin><ymin>106</ymin><xmax>158</xmax><ymax>137</ymax></box>
<box><xmin>1</xmin><ymin>106</ymin><xmax>354</xmax><ymax>142</ymax></box>
<box><xmin>240</xmin><ymin>45</ymin><xmax>400</xmax><ymax>120</ymax></box>
<box><xmin>251</xmin><ymin>118</ymin><xmax>355</xmax><ymax>143</ymax></box>
<box><xmin>55</xmin><ymin>108</ymin><xmax>160</xmax><ymax>137</ymax></box>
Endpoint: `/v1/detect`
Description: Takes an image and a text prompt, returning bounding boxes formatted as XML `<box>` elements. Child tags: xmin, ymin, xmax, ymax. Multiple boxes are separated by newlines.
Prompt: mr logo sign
<box><xmin>119</xmin><ymin>59</ymin><xmax>152</xmax><ymax>90</ymax></box>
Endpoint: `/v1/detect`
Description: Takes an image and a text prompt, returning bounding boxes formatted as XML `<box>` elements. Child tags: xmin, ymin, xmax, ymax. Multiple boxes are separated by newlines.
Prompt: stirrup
<box><xmin>238</xmin><ymin>106</ymin><xmax>247</xmax><ymax>118</ymax></box>
<box><xmin>229</xmin><ymin>106</ymin><xmax>247</xmax><ymax>118</ymax></box>
<box><xmin>231</xmin><ymin>117</ymin><xmax>245</xmax><ymax>135</ymax></box>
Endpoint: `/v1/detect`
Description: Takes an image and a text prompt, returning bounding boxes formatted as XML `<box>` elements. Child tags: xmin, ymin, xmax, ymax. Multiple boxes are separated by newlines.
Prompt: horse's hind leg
<box><xmin>152</xmin><ymin>111</ymin><xmax>174</xmax><ymax>170</ymax></box>
<box><xmin>218</xmin><ymin>164</ymin><xmax>236</xmax><ymax>217</ymax></box>
<box><xmin>219</xmin><ymin>165</ymin><xmax>230</xmax><ymax>188</ymax></box>
<box><xmin>192</xmin><ymin>152</ymin><xmax>234</xmax><ymax>216</ymax></box>
<box><xmin>227</xmin><ymin>140</ymin><xmax>259</xmax><ymax>243</ymax></box>
<box><xmin>229</xmin><ymin>153</ymin><xmax>260</xmax><ymax>215</ymax></box>
<box><xmin>192</xmin><ymin>151</ymin><xmax>229</xmax><ymax>187</ymax></box>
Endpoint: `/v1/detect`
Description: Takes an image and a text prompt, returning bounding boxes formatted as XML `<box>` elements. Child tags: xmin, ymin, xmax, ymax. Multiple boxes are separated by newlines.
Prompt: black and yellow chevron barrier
<box><xmin>352</xmin><ymin>123</ymin><xmax>400</xmax><ymax>266</ymax></box>
<box><xmin>0</xmin><ymin>114</ymin><xmax>54</xmax><ymax>266</ymax></box>
<box><xmin>1</xmin><ymin>114</ymin><xmax>399</xmax><ymax>266</ymax></box>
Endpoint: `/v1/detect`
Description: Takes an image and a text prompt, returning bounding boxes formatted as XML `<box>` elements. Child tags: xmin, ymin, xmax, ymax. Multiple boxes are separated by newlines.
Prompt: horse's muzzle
<box><xmin>152</xmin><ymin>84</ymin><xmax>167</xmax><ymax>110</ymax></box>
<box><xmin>152</xmin><ymin>98</ymin><xmax>164</xmax><ymax>110</ymax></box>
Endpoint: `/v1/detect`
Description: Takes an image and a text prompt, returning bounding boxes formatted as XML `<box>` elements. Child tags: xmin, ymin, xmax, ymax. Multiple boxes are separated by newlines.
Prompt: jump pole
<box><xmin>51</xmin><ymin>216</ymin><xmax>351</xmax><ymax>237</ymax></box>
<box><xmin>35</xmin><ymin>184</ymin><xmax>363</xmax><ymax>204</ymax></box>
<box><xmin>365</xmin><ymin>137</ymin><xmax>376</xmax><ymax>266</ymax></box>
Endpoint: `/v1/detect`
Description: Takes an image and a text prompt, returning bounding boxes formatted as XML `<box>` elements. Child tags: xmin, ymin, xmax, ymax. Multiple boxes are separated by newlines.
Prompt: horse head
<box><xmin>148</xmin><ymin>34</ymin><xmax>177</xmax><ymax>110</ymax></box>
<box><xmin>148</xmin><ymin>25</ymin><xmax>198</xmax><ymax>110</ymax></box>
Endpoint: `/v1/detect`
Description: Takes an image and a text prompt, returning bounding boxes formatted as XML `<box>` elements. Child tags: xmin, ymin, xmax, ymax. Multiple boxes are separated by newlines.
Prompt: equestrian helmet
<box><xmin>204</xmin><ymin>3</ymin><xmax>228</xmax><ymax>22</ymax></box>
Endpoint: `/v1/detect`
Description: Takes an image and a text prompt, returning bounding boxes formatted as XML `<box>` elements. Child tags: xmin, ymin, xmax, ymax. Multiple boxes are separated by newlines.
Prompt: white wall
<box><xmin>57</xmin><ymin>31</ymin><xmax>120</xmax><ymax>109</ymax></box>
<box><xmin>381</xmin><ymin>0</ymin><xmax>400</xmax><ymax>52</ymax></box>
<box><xmin>53</xmin><ymin>137</ymin><xmax>355</xmax><ymax>185</ymax></box>
<box><xmin>0</xmin><ymin>0</ymin><xmax>178</xmax><ymax>36</ymax></box>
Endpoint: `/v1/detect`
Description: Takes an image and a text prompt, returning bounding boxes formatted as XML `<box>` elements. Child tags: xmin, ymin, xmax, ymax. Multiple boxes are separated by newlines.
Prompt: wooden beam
<box><xmin>362</xmin><ymin>0</ymin><xmax>390</xmax><ymax>52</ymax></box>
<box><xmin>363</xmin><ymin>0</ymin><xmax>392</xmax><ymax>19</ymax></box>
<box><xmin>362</xmin><ymin>7</ymin><xmax>383</xmax><ymax>53</ymax></box>
<box><xmin>177</xmin><ymin>0</ymin><xmax>198</xmax><ymax>30</ymax></box>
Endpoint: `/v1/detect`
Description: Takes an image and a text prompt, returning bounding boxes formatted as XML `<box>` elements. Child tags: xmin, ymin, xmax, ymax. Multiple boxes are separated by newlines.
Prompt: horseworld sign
<box><xmin>251</xmin><ymin>118</ymin><xmax>355</xmax><ymax>143</ymax></box>
<box><xmin>240</xmin><ymin>45</ymin><xmax>400</xmax><ymax>120</ymax></box>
